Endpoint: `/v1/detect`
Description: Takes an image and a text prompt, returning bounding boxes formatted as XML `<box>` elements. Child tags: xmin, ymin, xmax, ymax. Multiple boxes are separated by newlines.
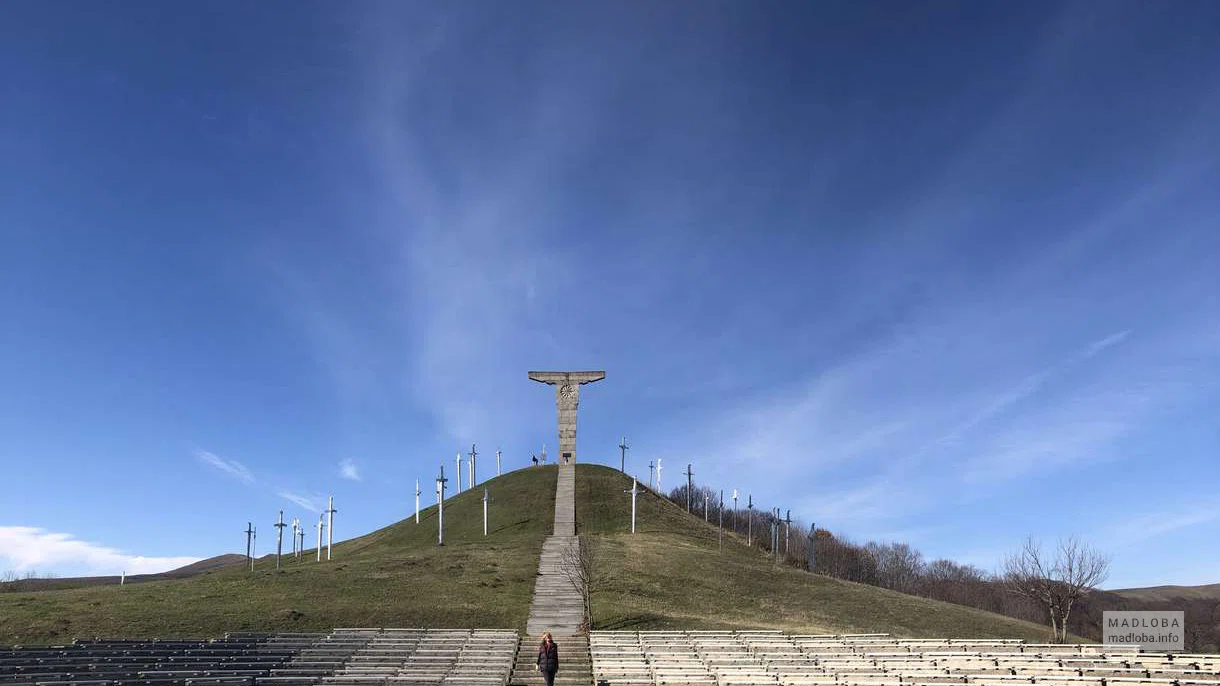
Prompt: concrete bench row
<box><xmin>0</xmin><ymin>630</ymin><xmax>520</xmax><ymax>686</ymax></box>
<box><xmin>318</xmin><ymin>628</ymin><xmax>517</xmax><ymax>686</ymax></box>
<box><xmin>589</xmin><ymin>632</ymin><xmax>1220</xmax><ymax>686</ymax></box>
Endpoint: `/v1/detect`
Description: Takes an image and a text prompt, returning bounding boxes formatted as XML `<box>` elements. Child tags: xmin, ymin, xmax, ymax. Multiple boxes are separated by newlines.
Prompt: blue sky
<box><xmin>1</xmin><ymin>2</ymin><xmax>1217</xmax><ymax>589</ymax></box>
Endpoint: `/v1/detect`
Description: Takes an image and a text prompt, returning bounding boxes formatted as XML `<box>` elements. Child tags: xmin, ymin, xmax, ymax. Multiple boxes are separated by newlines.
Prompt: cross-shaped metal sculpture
<box><xmin>244</xmin><ymin>522</ymin><xmax>254</xmax><ymax>571</ymax></box>
<box><xmin>436</xmin><ymin>465</ymin><xmax>449</xmax><ymax>546</ymax></box>
<box><xmin>747</xmin><ymin>494</ymin><xmax>754</xmax><ymax>547</ymax></box>
<box><xmin>807</xmin><ymin>522</ymin><xmax>818</xmax><ymax>572</ymax></box>
<box><xmin>482</xmin><ymin>488</ymin><xmax>493</xmax><ymax>536</ymax></box>
<box><xmin>274</xmin><ymin>510</ymin><xmax>287</xmax><ymax>570</ymax></box>
<box><xmin>625</xmin><ymin>477</ymin><xmax>639</xmax><ymax>534</ymax></box>
<box><xmin>684</xmin><ymin>463</ymin><xmax>695</xmax><ymax>513</ymax></box>
<box><xmin>784</xmin><ymin>509</ymin><xmax>793</xmax><ymax>556</ymax></box>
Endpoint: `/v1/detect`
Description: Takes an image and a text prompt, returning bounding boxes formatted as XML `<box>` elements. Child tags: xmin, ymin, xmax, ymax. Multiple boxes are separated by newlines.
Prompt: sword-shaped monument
<box><xmin>528</xmin><ymin>370</ymin><xmax>606</xmax><ymax>464</ymax></box>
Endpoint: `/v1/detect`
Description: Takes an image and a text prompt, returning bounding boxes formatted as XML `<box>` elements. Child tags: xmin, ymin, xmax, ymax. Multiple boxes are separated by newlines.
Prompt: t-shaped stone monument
<box><xmin>528</xmin><ymin>370</ymin><xmax>605</xmax><ymax>464</ymax></box>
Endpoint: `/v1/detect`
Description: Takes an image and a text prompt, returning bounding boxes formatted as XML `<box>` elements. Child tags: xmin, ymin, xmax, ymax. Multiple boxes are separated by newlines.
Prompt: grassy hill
<box><xmin>1112</xmin><ymin>583</ymin><xmax>1220</xmax><ymax>603</ymax></box>
<box><xmin>0</xmin><ymin>466</ymin><xmax>556</xmax><ymax>645</ymax></box>
<box><xmin>576</xmin><ymin>465</ymin><xmax>1060</xmax><ymax>640</ymax></box>
<box><xmin>2</xmin><ymin>463</ymin><xmax>1062</xmax><ymax>645</ymax></box>
<box><xmin>0</xmin><ymin>555</ymin><xmax>248</xmax><ymax>593</ymax></box>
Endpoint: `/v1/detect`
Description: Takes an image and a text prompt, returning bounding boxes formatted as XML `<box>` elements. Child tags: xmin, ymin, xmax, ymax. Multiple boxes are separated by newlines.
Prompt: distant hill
<box><xmin>1</xmin><ymin>464</ymin><xmax>1059</xmax><ymax>645</ymax></box>
<box><xmin>1112</xmin><ymin>583</ymin><xmax>1220</xmax><ymax>603</ymax></box>
<box><xmin>0</xmin><ymin>554</ymin><xmax>247</xmax><ymax>593</ymax></box>
<box><xmin>165</xmin><ymin>554</ymin><xmax>247</xmax><ymax>576</ymax></box>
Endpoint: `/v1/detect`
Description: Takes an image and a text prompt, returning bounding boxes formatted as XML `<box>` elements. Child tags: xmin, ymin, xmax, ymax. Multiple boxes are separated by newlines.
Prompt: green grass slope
<box><xmin>576</xmin><ymin>464</ymin><xmax>1060</xmax><ymax>641</ymax></box>
<box><xmin>0</xmin><ymin>466</ymin><xmax>557</xmax><ymax>645</ymax></box>
<box><xmin>3</xmin><ymin>462</ymin><xmax>1070</xmax><ymax>646</ymax></box>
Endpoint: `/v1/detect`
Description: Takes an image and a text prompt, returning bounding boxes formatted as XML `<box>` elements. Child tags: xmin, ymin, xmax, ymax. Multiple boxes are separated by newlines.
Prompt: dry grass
<box><xmin>0</xmin><ymin>466</ymin><xmax>557</xmax><ymax>645</ymax></box>
<box><xmin>577</xmin><ymin>464</ymin><xmax>1060</xmax><ymax>640</ymax></box>
<box><xmin>2</xmin><ymin>463</ymin><xmax>1072</xmax><ymax>646</ymax></box>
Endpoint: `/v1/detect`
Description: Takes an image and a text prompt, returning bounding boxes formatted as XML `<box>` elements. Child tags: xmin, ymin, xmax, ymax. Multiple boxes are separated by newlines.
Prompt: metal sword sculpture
<box><xmin>316</xmin><ymin>514</ymin><xmax>325</xmax><ymax>562</ymax></box>
<box><xmin>482</xmin><ymin>488</ymin><xmax>490</xmax><ymax>536</ymax></box>
<box><xmin>469</xmin><ymin>444</ymin><xmax>477</xmax><ymax>488</ymax></box>
<box><xmin>244</xmin><ymin>522</ymin><xmax>255</xmax><ymax>571</ymax></box>
<box><xmin>618</xmin><ymin>436</ymin><xmax>629</xmax><ymax>472</ymax></box>
<box><xmin>747</xmin><ymin>494</ymin><xmax>754</xmax><ymax>547</ymax></box>
<box><xmin>625</xmin><ymin>477</ymin><xmax>639</xmax><ymax>534</ymax></box>
<box><xmin>773</xmin><ymin>508</ymin><xmax>781</xmax><ymax>561</ymax></box>
<box><xmin>784</xmin><ymin>509</ymin><xmax>793</xmax><ymax>556</ymax></box>
<box><xmin>527</xmin><ymin>370</ymin><xmax>606</xmax><ymax>464</ymax></box>
<box><xmin>436</xmin><ymin>465</ymin><xmax>448</xmax><ymax>546</ymax></box>
<box><xmin>326</xmin><ymin>495</ymin><xmax>337</xmax><ymax>561</ymax></box>
<box><xmin>684</xmin><ymin>463</ymin><xmax>694</xmax><ymax>513</ymax></box>
<box><xmin>732</xmin><ymin>489</ymin><xmax>739</xmax><ymax>530</ymax></box>
<box><xmin>718</xmin><ymin>490</ymin><xmax>724</xmax><ymax>549</ymax></box>
<box><xmin>275</xmin><ymin>510</ymin><xmax>287</xmax><ymax>570</ymax></box>
<box><xmin>415</xmin><ymin>479</ymin><xmax>421</xmax><ymax>524</ymax></box>
<box><xmin>806</xmin><ymin>523</ymin><xmax>818</xmax><ymax>572</ymax></box>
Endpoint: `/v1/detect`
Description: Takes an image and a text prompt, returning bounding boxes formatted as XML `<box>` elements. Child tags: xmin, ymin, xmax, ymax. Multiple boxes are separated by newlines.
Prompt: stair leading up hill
<box><xmin>527</xmin><ymin>464</ymin><xmax>584</xmax><ymax>636</ymax></box>
<box><xmin>526</xmin><ymin>535</ymin><xmax>586</xmax><ymax>636</ymax></box>
<box><xmin>553</xmin><ymin>461</ymin><xmax>576</xmax><ymax>537</ymax></box>
<box><xmin>518</xmin><ymin>463</ymin><xmax>593</xmax><ymax>685</ymax></box>
<box><xmin>508</xmin><ymin>633</ymin><xmax>591</xmax><ymax>686</ymax></box>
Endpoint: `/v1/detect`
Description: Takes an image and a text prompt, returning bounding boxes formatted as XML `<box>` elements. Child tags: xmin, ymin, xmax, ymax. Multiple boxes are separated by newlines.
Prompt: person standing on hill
<box><xmin>536</xmin><ymin>631</ymin><xmax>559</xmax><ymax>686</ymax></box>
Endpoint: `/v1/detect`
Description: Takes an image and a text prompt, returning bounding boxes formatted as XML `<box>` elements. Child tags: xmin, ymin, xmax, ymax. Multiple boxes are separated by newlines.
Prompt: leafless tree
<box><xmin>560</xmin><ymin>535</ymin><xmax>600</xmax><ymax>633</ymax></box>
<box><xmin>1003</xmin><ymin>536</ymin><xmax>1110</xmax><ymax>643</ymax></box>
<box><xmin>866</xmin><ymin>541</ymin><xmax>926</xmax><ymax>593</ymax></box>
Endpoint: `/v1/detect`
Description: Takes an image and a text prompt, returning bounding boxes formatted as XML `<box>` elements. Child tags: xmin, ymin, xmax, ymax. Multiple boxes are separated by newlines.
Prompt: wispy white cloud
<box><xmin>193</xmin><ymin>449</ymin><xmax>254</xmax><ymax>484</ymax></box>
<box><xmin>658</xmin><ymin>235</ymin><xmax>1201</xmax><ymax>534</ymax></box>
<box><xmin>339</xmin><ymin>458</ymin><xmax>361</xmax><ymax>481</ymax></box>
<box><xmin>277</xmin><ymin>491</ymin><xmax>324</xmax><ymax>513</ymax></box>
<box><xmin>1084</xmin><ymin>330</ymin><xmax>1132</xmax><ymax>359</ymax></box>
<box><xmin>0</xmin><ymin>526</ymin><xmax>199</xmax><ymax>576</ymax></box>
<box><xmin>1099</xmin><ymin>502</ymin><xmax>1220</xmax><ymax>549</ymax></box>
<box><xmin>799</xmin><ymin>479</ymin><xmax>921</xmax><ymax>527</ymax></box>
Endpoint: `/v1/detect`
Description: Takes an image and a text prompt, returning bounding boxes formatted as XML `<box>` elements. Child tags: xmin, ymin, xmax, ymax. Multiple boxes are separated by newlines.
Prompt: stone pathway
<box><xmin>526</xmin><ymin>464</ymin><xmax>582</xmax><ymax>635</ymax></box>
<box><xmin>552</xmin><ymin>461</ymin><xmax>576</xmax><ymax>537</ymax></box>
<box><xmin>513</xmin><ymin>463</ymin><xmax>593</xmax><ymax>685</ymax></box>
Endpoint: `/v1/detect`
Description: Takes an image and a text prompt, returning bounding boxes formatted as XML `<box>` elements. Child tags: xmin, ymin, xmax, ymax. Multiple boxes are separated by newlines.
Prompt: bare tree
<box><xmin>1003</xmin><ymin>536</ymin><xmax>1110</xmax><ymax>643</ymax></box>
<box><xmin>866</xmin><ymin>541</ymin><xmax>925</xmax><ymax>593</ymax></box>
<box><xmin>560</xmin><ymin>535</ymin><xmax>600</xmax><ymax>633</ymax></box>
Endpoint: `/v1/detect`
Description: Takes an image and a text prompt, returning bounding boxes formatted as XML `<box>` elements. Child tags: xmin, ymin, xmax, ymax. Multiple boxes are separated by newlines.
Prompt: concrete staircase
<box><xmin>526</xmin><ymin>464</ymin><xmax>584</xmax><ymax>636</ymax></box>
<box><xmin>514</xmin><ymin>463</ymin><xmax>593</xmax><ymax>685</ymax></box>
<box><xmin>508</xmin><ymin>634</ymin><xmax>591</xmax><ymax>686</ymax></box>
<box><xmin>526</xmin><ymin>535</ymin><xmax>586</xmax><ymax>634</ymax></box>
<box><xmin>552</xmin><ymin>462</ymin><xmax>576</xmax><ymax>537</ymax></box>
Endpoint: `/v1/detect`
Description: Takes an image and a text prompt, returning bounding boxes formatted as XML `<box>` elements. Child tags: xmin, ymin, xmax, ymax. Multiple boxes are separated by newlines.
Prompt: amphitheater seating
<box><xmin>589</xmin><ymin>632</ymin><xmax>1220</xmax><ymax>686</ymax></box>
<box><xmin>0</xmin><ymin>629</ymin><xmax>518</xmax><ymax>686</ymax></box>
<box><xmin>319</xmin><ymin>628</ymin><xmax>517</xmax><ymax>685</ymax></box>
<box><xmin>6</xmin><ymin>630</ymin><xmax>1216</xmax><ymax>686</ymax></box>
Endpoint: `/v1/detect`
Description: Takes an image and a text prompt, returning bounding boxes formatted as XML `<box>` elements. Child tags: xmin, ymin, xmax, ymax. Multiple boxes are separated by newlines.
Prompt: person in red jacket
<box><xmin>536</xmin><ymin>631</ymin><xmax>559</xmax><ymax>686</ymax></box>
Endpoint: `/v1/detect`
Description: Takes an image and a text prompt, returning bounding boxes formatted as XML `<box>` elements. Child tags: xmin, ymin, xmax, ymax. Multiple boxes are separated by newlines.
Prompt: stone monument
<box><xmin>528</xmin><ymin>370</ymin><xmax>605</xmax><ymax>464</ymax></box>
